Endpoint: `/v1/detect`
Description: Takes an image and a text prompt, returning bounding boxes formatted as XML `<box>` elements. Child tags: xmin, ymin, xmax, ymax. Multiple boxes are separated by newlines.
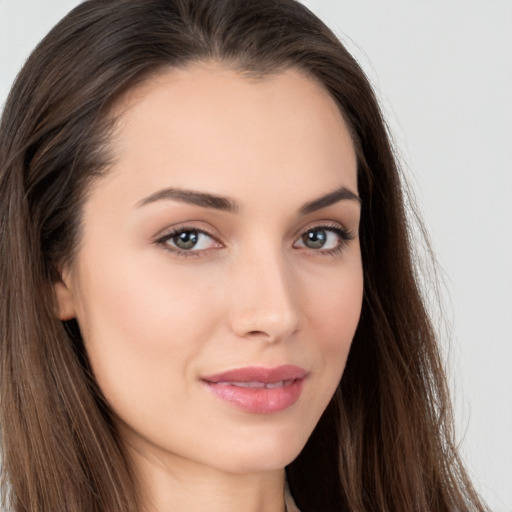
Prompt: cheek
<box><xmin>305</xmin><ymin>258</ymin><xmax>363</xmax><ymax>381</ymax></box>
<box><xmin>72</xmin><ymin>252</ymin><xmax>220</xmax><ymax>417</ymax></box>
<box><xmin>308</xmin><ymin>256</ymin><xmax>363</xmax><ymax>339</ymax></box>
<box><xmin>78</xmin><ymin>246</ymin><xmax>215</xmax><ymax>342</ymax></box>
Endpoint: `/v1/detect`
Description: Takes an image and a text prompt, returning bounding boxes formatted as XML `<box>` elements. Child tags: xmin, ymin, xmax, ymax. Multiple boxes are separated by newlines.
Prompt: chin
<box><xmin>207</xmin><ymin>430</ymin><xmax>309</xmax><ymax>474</ymax></box>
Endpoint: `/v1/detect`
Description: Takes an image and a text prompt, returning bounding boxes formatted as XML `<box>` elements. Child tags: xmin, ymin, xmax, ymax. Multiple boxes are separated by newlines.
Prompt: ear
<box><xmin>54</xmin><ymin>271</ymin><xmax>76</xmax><ymax>320</ymax></box>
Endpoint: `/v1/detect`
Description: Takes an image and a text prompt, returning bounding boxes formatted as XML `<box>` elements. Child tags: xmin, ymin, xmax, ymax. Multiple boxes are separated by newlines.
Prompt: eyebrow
<box><xmin>299</xmin><ymin>186</ymin><xmax>360</xmax><ymax>214</ymax></box>
<box><xmin>136</xmin><ymin>188</ymin><xmax>238</xmax><ymax>212</ymax></box>
<box><xmin>136</xmin><ymin>185</ymin><xmax>360</xmax><ymax>213</ymax></box>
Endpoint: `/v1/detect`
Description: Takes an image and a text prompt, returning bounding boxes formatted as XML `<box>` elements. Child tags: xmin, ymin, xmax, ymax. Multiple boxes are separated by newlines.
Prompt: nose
<box><xmin>227</xmin><ymin>248</ymin><xmax>300</xmax><ymax>342</ymax></box>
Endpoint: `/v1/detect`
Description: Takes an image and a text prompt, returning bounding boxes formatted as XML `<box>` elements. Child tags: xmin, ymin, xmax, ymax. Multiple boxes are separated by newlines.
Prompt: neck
<box><xmin>130</xmin><ymin>446</ymin><xmax>287</xmax><ymax>512</ymax></box>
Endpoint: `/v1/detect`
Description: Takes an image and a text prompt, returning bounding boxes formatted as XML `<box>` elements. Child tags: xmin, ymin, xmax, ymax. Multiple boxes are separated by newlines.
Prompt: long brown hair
<box><xmin>0</xmin><ymin>1</ymin><xmax>487</xmax><ymax>511</ymax></box>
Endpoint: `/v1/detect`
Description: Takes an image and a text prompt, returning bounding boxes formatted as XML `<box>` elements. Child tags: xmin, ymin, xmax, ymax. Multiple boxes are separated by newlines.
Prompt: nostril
<box><xmin>245</xmin><ymin>330</ymin><xmax>271</xmax><ymax>339</ymax></box>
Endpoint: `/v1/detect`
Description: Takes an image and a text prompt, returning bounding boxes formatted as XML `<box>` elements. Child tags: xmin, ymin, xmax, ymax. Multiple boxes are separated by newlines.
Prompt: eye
<box><xmin>294</xmin><ymin>225</ymin><xmax>353</xmax><ymax>253</ymax></box>
<box><xmin>157</xmin><ymin>228</ymin><xmax>221</xmax><ymax>253</ymax></box>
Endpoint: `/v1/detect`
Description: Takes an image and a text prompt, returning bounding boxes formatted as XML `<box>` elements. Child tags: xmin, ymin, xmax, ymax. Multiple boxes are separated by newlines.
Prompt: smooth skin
<box><xmin>55</xmin><ymin>63</ymin><xmax>363</xmax><ymax>512</ymax></box>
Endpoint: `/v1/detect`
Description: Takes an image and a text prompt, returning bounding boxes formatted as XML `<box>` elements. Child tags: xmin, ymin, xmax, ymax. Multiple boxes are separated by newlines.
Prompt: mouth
<box><xmin>213</xmin><ymin>380</ymin><xmax>296</xmax><ymax>389</ymax></box>
<box><xmin>201</xmin><ymin>365</ymin><xmax>307</xmax><ymax>414</ymax></box>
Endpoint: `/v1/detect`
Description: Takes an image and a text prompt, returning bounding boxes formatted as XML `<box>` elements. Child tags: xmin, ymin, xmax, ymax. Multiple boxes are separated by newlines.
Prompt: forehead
<box><xmin>99</xmin><ymin>62</ymin><xmax>357</xmax><ymax>208</ymax></box>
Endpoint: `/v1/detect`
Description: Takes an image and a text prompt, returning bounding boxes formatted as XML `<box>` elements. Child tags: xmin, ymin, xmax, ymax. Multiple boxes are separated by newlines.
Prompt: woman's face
<box><xmin>56</xmin><ymin>63</ymin><xmax>363</xmax><ymax>475</ymax></box>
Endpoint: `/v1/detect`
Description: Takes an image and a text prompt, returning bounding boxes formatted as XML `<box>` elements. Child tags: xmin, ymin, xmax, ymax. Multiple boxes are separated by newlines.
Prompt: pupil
<box><xmin>174</xmin><ymin>231</ymin><xmax>198</xmax><ymax>250</ymax></box>
<box><xmin>303</xmin><ymin>229</ymin><xmax>326</xmax><ymax>249</ymax></box>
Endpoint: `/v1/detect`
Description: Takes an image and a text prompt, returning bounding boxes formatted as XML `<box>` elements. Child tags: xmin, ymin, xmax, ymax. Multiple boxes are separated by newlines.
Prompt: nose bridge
<box><xmin>228</xmin><ymin>241</ymin><xmax>300</xmax><ymax>341</ymax></box>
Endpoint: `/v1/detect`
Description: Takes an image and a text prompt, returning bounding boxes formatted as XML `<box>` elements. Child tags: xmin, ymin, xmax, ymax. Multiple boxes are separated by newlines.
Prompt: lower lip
<box><xmin>203</xmin><ymin>379</ymin><xmax>305</xmax><ymax>414</ymax></box>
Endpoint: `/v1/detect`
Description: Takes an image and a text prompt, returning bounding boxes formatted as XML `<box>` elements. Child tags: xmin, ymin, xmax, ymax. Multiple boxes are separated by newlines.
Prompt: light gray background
<box><xmin>1</xmin><ymin>1</ymin><xmax>511</xmax><ymax>510</ymax></box>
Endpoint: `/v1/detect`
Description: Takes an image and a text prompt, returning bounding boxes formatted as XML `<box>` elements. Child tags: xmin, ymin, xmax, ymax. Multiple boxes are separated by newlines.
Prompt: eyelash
<box><xmin>155</xmin><ymin>224</ymin><xmax>221</xmax><ymax>258</ymax></box>
<box><xmin>155</xmin><ymin>223</ymin><xmax>355</xmax><ymax>258</ymax></box>
<box><xmin>294</xmin><ymin>223</ymin><xmax>355</xmax><ymax>257</ymax></box>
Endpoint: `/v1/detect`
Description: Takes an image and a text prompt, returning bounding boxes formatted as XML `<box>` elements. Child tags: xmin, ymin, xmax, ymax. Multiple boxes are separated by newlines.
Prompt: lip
<box><xmin>201</xmin><ymin>365</ymin><xmax>308</xmax><ymax>414</ymax></box>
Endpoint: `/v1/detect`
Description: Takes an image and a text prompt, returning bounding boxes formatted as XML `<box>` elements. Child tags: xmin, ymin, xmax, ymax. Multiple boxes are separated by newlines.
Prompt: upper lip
<box><xmin>202</xmin><ymin>365</ymin><xmax>308</xmax><ymax>383</ymax></box>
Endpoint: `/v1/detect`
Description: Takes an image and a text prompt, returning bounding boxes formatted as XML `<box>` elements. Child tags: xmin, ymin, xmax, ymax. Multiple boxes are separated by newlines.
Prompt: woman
<box><xmin>0</xmin><ymin>0</ymin><xmax>488</xmax><ymax>511</ymax></box>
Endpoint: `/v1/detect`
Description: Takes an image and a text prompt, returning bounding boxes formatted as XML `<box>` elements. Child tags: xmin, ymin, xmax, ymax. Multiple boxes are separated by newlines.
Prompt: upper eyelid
<box><xmin>155</xmin><ymin>221</ymin><xmax>347</xmax><ymax>238</ymax></box>
<box><xmin>154</xmin><ymin>223</ymin><xmax>220</xmax><ymax>242</ymax></box>
<box><xmin>292</xmin><ymin>220</ymin><xmax>350</xmax><ymax>239</ymax></box>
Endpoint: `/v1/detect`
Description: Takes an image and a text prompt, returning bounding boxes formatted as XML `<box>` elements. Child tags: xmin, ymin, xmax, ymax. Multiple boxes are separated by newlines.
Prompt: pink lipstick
<box><xmin>202</xmin><ymin>365</ymin><xmax>307</xmax><ymax>414</ymax></box>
